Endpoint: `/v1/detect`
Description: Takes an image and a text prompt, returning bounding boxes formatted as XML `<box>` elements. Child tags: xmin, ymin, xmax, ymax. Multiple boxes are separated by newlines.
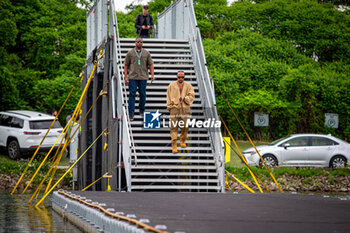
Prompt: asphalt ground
<box><xmin>70</xmin><ymin>191</ymin><xmax>350</xmax><ymax>233</ymax></box>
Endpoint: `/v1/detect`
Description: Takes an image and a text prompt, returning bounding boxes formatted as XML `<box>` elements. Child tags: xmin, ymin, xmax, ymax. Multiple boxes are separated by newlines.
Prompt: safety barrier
<box><xmin>109</xmin><ymin>1</ymin><xmax>134</xmax><ymax>191</ymax></box>
<box><xmin>52</xmin><ymin>191</ymin><xmax>168</xmax><ymax>233</ymax></box>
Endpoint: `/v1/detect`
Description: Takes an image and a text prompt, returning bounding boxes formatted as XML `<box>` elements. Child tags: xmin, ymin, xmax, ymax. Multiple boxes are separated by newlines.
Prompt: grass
<box><xmin>0</xmin><ymin>149</ymin><xmax>70</xmax><ymax>177</ymax></box>
<box><xmin>226</xmin><ymin>166</ymin><xmax>350</xmax><ymax>182</ymax></box>
<box><xmin>225</xmin><ymin>140</ymin><xmax>266</xmax><ymax>167</ymax></box>
<box><xmin>0</xmin><ymin>154</ymin><xmax>27</xmax><ymax>174</ymax></box>
<box><xmin>0</xmin><ymin>151</ymin><xmax>71</xmax><ymax>191</ymax></box>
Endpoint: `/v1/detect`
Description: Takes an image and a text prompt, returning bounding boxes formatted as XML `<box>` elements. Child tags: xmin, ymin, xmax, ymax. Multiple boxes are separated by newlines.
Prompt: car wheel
<box><xmin>7</xmin><ymin>140</ymin><xmax>21</xmax><ymax>160</ymax></box>
<box><xmin>260</xmin><ymin>154</ymin><xmax>278</xmax><ymax>168</ymax></box>
<box><xmin>330</xmin><ymin>155</ymin><xmax>347</xmax><ymax>169</ymax></box>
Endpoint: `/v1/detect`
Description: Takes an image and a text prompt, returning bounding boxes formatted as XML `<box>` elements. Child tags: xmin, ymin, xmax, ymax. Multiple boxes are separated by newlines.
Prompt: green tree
<box><xmin>0</xmin><ymin>0</ymin><xmax>86</xmax><ymax>116</ymax></box>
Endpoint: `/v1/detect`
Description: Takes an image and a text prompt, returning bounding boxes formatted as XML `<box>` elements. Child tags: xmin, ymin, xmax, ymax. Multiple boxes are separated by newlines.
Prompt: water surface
<box><xmin>0</xmin><ymin>193</ymin><xmax>82</xmax><ymax>233</ymax></box>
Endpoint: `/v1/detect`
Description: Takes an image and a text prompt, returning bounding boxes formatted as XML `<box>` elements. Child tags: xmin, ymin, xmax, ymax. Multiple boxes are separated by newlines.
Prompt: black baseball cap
<box><xmin>143</xmin><ymin>5</ymin><xmax>149</xmax><ymax>10</ymax></box>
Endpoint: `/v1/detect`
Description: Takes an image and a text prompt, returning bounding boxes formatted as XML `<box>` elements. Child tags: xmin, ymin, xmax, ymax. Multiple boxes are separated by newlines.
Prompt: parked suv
<box><xmin>242</xmin><ymin>134</ymin><xmax>350</xmax><ymax>168</ymax></box>
<box><xmin>0</xmin><ymin>110</ymin><xmax>64</xmax><ymax>159</ymax></box>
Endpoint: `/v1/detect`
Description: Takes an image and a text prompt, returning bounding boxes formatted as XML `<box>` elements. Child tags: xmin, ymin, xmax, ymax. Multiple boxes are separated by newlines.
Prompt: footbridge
<box><xmin>78</xmin><ymin>0</ymin><xmax>225</xmax><ymax>192</ymax></box>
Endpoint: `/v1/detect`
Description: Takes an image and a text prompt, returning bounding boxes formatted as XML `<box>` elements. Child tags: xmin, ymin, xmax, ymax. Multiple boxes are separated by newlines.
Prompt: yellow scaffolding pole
<box><xmin>225</xmin><ymin>170</ymin><xmax>255</xmax><ymax>193</ymax></box>
<box><xmin>44</xmin><ymin>80</ymin><xmax>109</xmax><ymax>195</ymax></box>
<box><xmin>28</xmin><ymin>150</ymin><xmax>62</xmax><ymax>204</ymax></box>
<box><xmin>219</xmin><ymin>114</ymin><xmax>263</xmax><ymax>193</ymax></box>
<box><xmin>10</xmin><ymin>74</ymin><xmax>81</xmax><ymax>195</ymax></box>
<box><xmin>22</xmin><ymin>123</ymin><xmax>69</xmax><ymax>193</ymax></box>
<box><xmin>219</xmin><ymin>114</ymin><xmax>271</xmax><ymax>193</ymax></box>
<box><xmin>82</xmin><ymin>165</ymin><xmax>117</xmax><ymax>191</ymax></box>
<box><xmin>218</xmin><ymin>89</ymin><xmax>283</xmax><ymax>193</ymax></box>
<box><xmin>35</xmin><ymin>128</ymin><xmax>107</xmax><ymax>207</ymax></box>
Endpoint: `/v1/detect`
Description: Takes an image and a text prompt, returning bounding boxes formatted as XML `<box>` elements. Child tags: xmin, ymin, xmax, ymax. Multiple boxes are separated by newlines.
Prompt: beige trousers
<box><xmin>169</xmin><ymin>108</ymin><xmax>189</xmax><ymax>146</ymax></box>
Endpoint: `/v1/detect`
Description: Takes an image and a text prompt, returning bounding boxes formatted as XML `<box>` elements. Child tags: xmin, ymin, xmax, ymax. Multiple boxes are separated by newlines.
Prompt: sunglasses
<box><xmin>177</xmin><ymin>76</ymin><xmax>185</xmax><ymax>79</ymax></box>
<box><xmin>136</xmin><ymin>41</ymin><xmax>143</xmax><ymax>43</ymax></box>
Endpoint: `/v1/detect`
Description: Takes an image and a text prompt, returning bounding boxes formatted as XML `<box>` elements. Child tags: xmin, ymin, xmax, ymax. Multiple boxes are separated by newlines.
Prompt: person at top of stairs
<box><xmin>167</xmin><ymin>71</ymin><xmax>194</xmax><ymax>154</ymax></box>
<box><xmin>124</xmin><ymin>37</ymin><xmax>154</xmax><ymax>121</ymax></box>
<box><xmin>135</xmin><ymin>5</ymin><xmax>154</xmax><ymax>38</ymax></box>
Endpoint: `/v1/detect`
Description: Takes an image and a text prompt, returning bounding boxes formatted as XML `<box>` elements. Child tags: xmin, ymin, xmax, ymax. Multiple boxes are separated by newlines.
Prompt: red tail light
<box><xmin>58</xmin><ymin>130</ymin><xmax>63</xmax><ymax>133</ymax></box>
<box><xmin>30</xmin><ymin>145</ymin><xmax>39</xmax><ymax>148</ymax></box>
<box><xmin>24</xmin><ymin>131</ymin><xmax>41</xmax><ymax>135</ymax></box>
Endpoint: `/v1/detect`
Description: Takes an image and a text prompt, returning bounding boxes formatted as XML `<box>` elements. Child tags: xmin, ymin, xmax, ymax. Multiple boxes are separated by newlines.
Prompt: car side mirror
<box><xmin>284</xmin><ymin>143</ymin><xmax>290</xmax><ymax>149</ymax></box>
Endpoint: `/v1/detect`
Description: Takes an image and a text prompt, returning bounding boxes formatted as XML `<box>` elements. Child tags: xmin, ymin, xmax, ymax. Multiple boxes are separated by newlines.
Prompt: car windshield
<box><xmin>268</xmin><ymin>137</ymin><xmax>287</xmax><ymax>146</ymax></box>
<box><xmin>29</xmin><ymin>120</ymin><xmax>62</xmax><ymax>129</ymax></box>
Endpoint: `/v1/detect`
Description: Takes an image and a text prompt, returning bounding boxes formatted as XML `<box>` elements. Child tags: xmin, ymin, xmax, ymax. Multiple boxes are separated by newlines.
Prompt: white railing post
<box><xmin>109</xmin><ymin>1</ymin><xmax>136</xmax><ymax>191</ymax></box>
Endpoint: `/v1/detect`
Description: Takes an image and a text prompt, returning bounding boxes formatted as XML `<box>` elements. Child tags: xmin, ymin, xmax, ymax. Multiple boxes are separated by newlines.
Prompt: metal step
<box><xmin>121</xmin><ymin>54</ymin><xmax>193</xmax><ymax>59</ymax></box>
<box><xmin>131</xmin><ymin>172</ymin><xmax>218</xmax><ymax>176</ymax></box>
<box><xmin>127</xmin><ymin>104</ymin><xmax>202</xmax><ymax>109</ymax></box>
<box><xmin>134</xmin><ymin>146</ymin><xmax>212</xmax><ymax>150</ymax></box>
<box><xmin>120</xmin><ymin>48</ymin><xmax>191</xmax><ymax>53</ymax></box>
<box><xmin>153</xmin><ymin>69</ymin><xmax>196</xmax><ymax>73</ymax></box>
<box><xmin>121</xmin><ymin>58</ymin><xmax>193</xmax><ymax>63</ymax></box>
<box><xmin>119</xmin><ymin>38</ymin><xmax>189</xmax><ymax>43</ymax></box>
<box><xmin>132</xmin><ymin>133</ymin><xmax>209</xmax><ymax>137</ymax></box>
<box><xmin>154</xmin><ymin>64</ymin><xmax>194</xmax><ymax>69</ymax></box>
<box><xmin>120</xmin><ymin>43</ymin><xmax>190</xmax><ymax>48</ymax></box>
<box><xmin>135</xmin><ymin>153</ymin><xmax>214</xmax><ymax>157</ymax></box>
<box><xmin>119</xmin><ymin>64</ymin><xmax>195</xmax><ymax>70</ymax></box>
<box><xmin>129</xmin><ymin>97</ymin><xmax>199</xmax><ymax>101</ymax></box>
<box><xmin>132</xmin><ymin>179</ymin><xmax>218</xmax><ymax>183</ymax></box>
<box><xmin>139</xmin><ymin>80</ymin><xmax>198</xmax><ymax>85</ymax></box>
<box><xmin>134</xmin><ymin>140</ymin><xmax>210</xmax><ymax>144</ymax></box>
<box><xmin>130</xmin><ymin>185</ymin><xmax>220</xmax><ymax>190</ymax></box>
<box><xmin>125</xmin><ymin>85</ymin><xmax>198</xmax><ymax>90</ymax></box>
<box><xmin>151</xmin><ymin>59</ymin><xmax>193</xmax><ymax>63</ymax></box>
<box><xmin>152</xmin><ymin>74</ymin><xmax>196</xmax><ymax>78</ymax></box>
<box><xmin>125</xmin><ymin>79</ymin><xmax>198</xmax><ymax>84</ymax></box>
<box><xmin>130</xmin><ymin>91</ymin><xmax>200</xmax><ymax>96</ymax></box>
<box><xmin>132</xmin><ymin>165</ymin><xmax>216</xmax><ymax>169</ymax></box>
<box><xmin>136</xmin><ymin>159</ymin><xmax>215</xmax><ymax>164</ymax></box>
<box><xmin>126</xmin><ymin>91</ymin><xmax>200</xmax><ymax>96</ymax></box>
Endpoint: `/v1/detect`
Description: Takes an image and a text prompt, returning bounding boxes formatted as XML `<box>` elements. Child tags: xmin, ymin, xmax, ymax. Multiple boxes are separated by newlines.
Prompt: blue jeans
<box><xmin>128</xmin><ymin>79</ymin><xmax>147</xmax><ymax>116</ymax></box>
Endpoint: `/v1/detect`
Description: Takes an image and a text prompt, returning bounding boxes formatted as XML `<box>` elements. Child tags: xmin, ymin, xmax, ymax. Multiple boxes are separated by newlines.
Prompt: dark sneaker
<box><xmin>140</xmin><ymin>111</ymin><xmax>144</xmax><ymax>116</ymax></box>
<box><xmin>129</xmin><ymin>115</ymin><xmax>134</xmax><ymax>121</ymax></box>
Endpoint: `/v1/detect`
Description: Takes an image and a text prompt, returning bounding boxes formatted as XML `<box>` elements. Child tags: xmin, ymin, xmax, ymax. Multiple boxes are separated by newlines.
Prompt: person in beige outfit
<box><xmin>166</xmin><ymin>71</ymin><xmax>194</xmax><ymax>153</ymax></box>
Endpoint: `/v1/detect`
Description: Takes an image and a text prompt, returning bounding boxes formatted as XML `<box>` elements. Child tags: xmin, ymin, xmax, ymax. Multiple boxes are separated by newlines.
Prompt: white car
<box><xmin>0</xmin><ymin>110</ymin><xmax>64</xmax><ymax>159</ymax></box>
<box><xmin>242</xmin><ymin>134</ymin><xmax>350</xmax><ymax>168</ymax></box>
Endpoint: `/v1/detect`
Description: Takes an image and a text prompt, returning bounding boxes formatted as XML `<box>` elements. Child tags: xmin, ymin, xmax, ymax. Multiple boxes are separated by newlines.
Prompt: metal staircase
<box><xmin>83</xmin><ymin>0</ymin><xmax>225</xmax><ymax>192</ymax></box>
<box><xmin>118</xmin><ymin>38</ymin><xmax>221</xmax><ymax>191</ymax></box>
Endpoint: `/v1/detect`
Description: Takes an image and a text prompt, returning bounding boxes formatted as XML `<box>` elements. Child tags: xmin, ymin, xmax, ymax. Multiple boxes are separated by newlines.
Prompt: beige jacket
<box><xmin>167</xmin><ymin>81</ymin><xmax>194</xmax><ymax>112</ymax></box>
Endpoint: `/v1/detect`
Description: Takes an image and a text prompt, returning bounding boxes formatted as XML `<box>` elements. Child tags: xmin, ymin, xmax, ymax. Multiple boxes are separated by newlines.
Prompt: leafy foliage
<box><xmin>197</xmin><ymin>0</ymin><xmax>350</xmax><ymax>63</ymax></box>
<box><xmin>0</xmin><ymin>0</ymin><xmax>85</xmax><ymax>123</ymax></box>
<box><xmin>206</xmin><ymin>30</ymin><xmax>350</xmax><ymax>140</ymax></box>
